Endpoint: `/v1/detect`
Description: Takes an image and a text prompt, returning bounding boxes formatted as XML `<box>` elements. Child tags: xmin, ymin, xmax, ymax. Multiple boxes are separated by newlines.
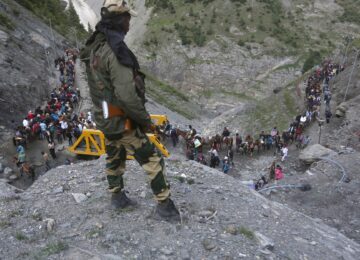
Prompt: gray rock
<box><xmin>0</xmin><ymin>182</ymin><xmax>20</xmax><ymax>201</ymax></box>
<box><xmin>44</xmin><ymin>218</ymin><xmax>55</xmax><ymax>232</ymax></box>
<box><xmin>103</xmin><ymin>254</ymin><xmax>124</xmax><ymax>260</ymax></box>
<box><xmin>52</xmin><ymin>186</ymin><xmax>64</xmax><ymax>194</ymax></box>
<box><xmin>3</xmin><ymin>167</ymin><xmax>13</xmax><ymax>177</ymax></box>
<box><xmin>8</xmin><ymin>174</ymin><xmax>18</xmax><ymax>181</ymax></box>
<box><xmin>225</xmin><ymin>225</ymin><xmax>238</xmax><ymax>235</ymax></box>
<box><xmin>72</xmin><ymin>193</ymin><xmax>88</xmax><ymax>203</ymax></box>
<box><xmin>202</xmin><ymin>238</ymin><xmax>217</xmax><ymax>251</ymax></box>
<box><xmin>0</xmin><ymin>162</ymin><xmax>4</xmax><ymax>173</ymax></box>
<box><xmin>0</xmin><ymin>30</ymin><xmax>9</xmax><ymax>43</ymax></box>
<box><xmin>198</xmin><ymin>210</ymin><xmax>214</xmax><ymax>218</ymax></box>
<box><xmin>299</xmin><ymin>144</ymin><xmax>337</xmax><ymax>164</ymax></box>
<box><xmin>63</xmin><ymin>183</ymin><xmax>71</xmax><ymax>191</ymax></box>
<box><xmin>139</xmin><ymin>190</ymin><xmax>146</xmax><ymax>198</ymax></box>
<box><xmin>160</xmin><ymin>247</ymin><xmax>173</xmax><ymax>255</ymax></box>
<box><xmin>180</xmin><ymin>249</ymin><xmax>190</xmax><ymax>260</ymax></box>
<box><xmin>255</xmin><ymin>232</ymin><xmax>275</xmax><ymax>251</ymax></box>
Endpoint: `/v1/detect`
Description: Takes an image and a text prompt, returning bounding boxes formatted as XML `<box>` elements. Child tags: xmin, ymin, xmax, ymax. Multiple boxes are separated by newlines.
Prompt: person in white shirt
<box><xmin>22</xmin><ymin>118</ymin><xmax>29</xmax><ymax>128</ymax></box>
<box><xmin>281</xmin><ymin>145</ymin><xmax>288</xmax><ymax>161</ymax></box>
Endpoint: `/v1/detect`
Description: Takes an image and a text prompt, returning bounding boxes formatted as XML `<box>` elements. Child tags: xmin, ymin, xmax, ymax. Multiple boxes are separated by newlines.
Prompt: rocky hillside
<box><xmin>0</xmin><ymin>1</ymin><xmax>66</xmax><ymax>141</ymax></box>
<box><xmin>140</xmin><ymin>0</ymin><xmax>360</xmax><ymax>132</ymax></box>
<box><xmin>1</xmin><ymin>158</ymin><xmax>360</xmax><ymax>259</ymax></box>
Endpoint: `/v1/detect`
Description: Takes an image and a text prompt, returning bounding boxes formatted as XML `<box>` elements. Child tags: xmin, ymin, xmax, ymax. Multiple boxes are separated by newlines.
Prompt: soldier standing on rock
<box><xmin>80</xmin><ymin>0</ymin><xmax>180</xmax><ymax>222</ymax></box>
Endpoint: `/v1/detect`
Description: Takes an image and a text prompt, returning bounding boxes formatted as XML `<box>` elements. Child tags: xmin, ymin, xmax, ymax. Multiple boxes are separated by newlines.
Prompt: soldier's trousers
<box><xmin>105</xmin><ymin>128</ymin><xmax>170</xmax><ymax>202</ymax></box>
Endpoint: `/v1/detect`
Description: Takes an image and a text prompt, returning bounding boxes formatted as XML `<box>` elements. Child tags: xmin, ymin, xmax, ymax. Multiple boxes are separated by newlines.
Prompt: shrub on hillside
<box><xmin>302</xmin><ymin>50</ymin><xmax>322</xmax><ymax>74</ymax></box>
<box><xmin>14</xmin><ymin>0</ymin><xmax>88</xmax><ymax>41</ymax></box>
<box><xmin>0</xmin><ymin>13</ymin><xmax>15</xmax><ymax>30</ymax></box>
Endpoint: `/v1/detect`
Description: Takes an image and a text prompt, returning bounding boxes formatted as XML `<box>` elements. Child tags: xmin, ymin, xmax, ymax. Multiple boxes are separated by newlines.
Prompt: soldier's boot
<box><xmin>111</xmin><ymin>191</ymin><xmax>137</xmax><ymax>209</ymax></box>
<box><xmin>155</xmin><ymin>198</ymin><xmax>180</xmax><ymax>222</ymax></box>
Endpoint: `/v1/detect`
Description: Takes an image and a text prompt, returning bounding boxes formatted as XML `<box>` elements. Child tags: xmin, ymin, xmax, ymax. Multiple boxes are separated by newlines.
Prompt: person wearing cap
<box><xmin>80</xmin><ymin>0</ymin><xmax>179</xmax><ymax>221</ymax></box>
<box><xmin>222</xmin><ymin>156</ymin><xmax>230</xmax><ymax>174</ymax></box>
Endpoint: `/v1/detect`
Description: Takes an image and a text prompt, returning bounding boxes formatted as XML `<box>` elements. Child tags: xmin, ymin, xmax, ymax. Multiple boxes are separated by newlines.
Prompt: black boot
<box><xmin>111</xmin><ymin>191</ymin><xmax>137</xmax><ymax>209</ymax></box>
<box><xmin>155</xmin><ymin>198</ymin><xmax>180</xmax><ymax>222</ymax></box>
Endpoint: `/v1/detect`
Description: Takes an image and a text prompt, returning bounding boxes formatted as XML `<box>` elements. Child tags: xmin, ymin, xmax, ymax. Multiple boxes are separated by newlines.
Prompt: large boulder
<box><xmin>335</xmin><ymin>103</ymin><xmax>347</xmax><ymax>117</ymax></box>
<box><xmin>0</xmin><ymin>182</ymin><xmax>20</xmax><ymax>201</ymax></box>
<box><xmin>3</xmin><ymin>167</ymin><xmax>13</xmax><ymax>178</ymax></box>
<box><xmin>299</xmin><ymin>144</ymin><xmax>337</xmax><ymax>164</ymax></box>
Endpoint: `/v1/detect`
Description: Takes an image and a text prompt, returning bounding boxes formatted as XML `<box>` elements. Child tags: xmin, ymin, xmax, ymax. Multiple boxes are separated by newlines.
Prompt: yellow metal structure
<box><xmin>150</xmin><ymin>114</ymin><xmax>169</xmax><ymax>127</ymax></box>
<box><xmin>68</xmin><ymin>115</ymin><xmax>170</xmax><ymax>159</ymax></box>
<box><xmin>67</xmin><ymin>129</ymin><xmax>106</xmax><ymax>156</ymax></box>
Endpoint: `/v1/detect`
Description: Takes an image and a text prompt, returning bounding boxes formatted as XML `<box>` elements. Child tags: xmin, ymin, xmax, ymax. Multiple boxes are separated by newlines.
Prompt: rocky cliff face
<box><xmin>0</xmin><ymin>1</ymin><xmax>67</xmax><ymax>141</ymax></box>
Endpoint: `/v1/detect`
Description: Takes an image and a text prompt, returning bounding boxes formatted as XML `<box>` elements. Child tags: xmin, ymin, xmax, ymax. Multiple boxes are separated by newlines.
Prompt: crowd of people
<box><xmin>12</xmin><ymin>49</ymin><xmax>93</xmax><ymax>177</ymax></box>
<box><xmin>9</xmin><ymin>45</ymin><xmax>343</xmax><ymax>190</ymax></box>
<box><xmin>168</xmin><ymin>60</ymin><xmax>343</xmax><ymax>189</ymax></box>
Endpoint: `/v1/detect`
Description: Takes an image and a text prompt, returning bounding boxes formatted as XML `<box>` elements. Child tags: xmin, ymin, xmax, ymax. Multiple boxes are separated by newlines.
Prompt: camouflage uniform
<box><xmin>81</xmin><ymin>33</ymin><xmax>170</xmax><ymax>202</ymax></box>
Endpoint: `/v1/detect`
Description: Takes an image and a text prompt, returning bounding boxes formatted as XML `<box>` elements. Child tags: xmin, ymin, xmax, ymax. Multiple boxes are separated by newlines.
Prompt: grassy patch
<box><xmin>221</xmin><ymin>89</ymin><xmax>255</xmax><ymax>101</ymax></box>
<box><xmin>187</xmin><ymin>178</ymin><xmax>195</xmax><ymax>185</ymax></box>
<box><xmin>147</xmin><ymin>86</ymin><xmax>195</xmax><ymax>119</ymax></box>
<box><xmin>8</xmin><ymin>210</ymin><xmax>23</xmax><ymax>218</ymax></box>
<box><xmin>15</xmin><ymin>232</ymin><xmax>28</xmax><ymax>241</ymax></box>
<box><xmin>173</xmin><ymin>175</ymin><xmax>186</xmax><ymax>183</ymax></box>
<box><xmin>86</xmin><ymin>229</ymin><xmax>102</xmax><ymax>239</ymax></box>
<box><xmin>201</xmin><ymin>89</ymin><xmax>213</xmax><ymax>98</ymax></box>
<box><xmin>143</xmin><ymin>0</ymin><xmax>338</xmax><ymax>57</ymax></box>
<box><xmin>145</xmin><ymin>73</ymin><xmax>195</xmax><ymax>119</ymax></box>
<box><xmin>274</xmin><ymin>58</ymin><xmax>303</xmax><ymax>72</ymax></box>
<box><xmin>35</xmin><ymin>241</ymin><xmax>68</xmax><ymax>258</ymax></box>
<box><xmin>14</xmin><ymin>0</ymin><xmax>89</xmax><ymax>41</ymax></box>
<box><xmin>242</xmin><ymin>86</ymin><xmax>299</xmax><ymax>134</ymax></box>
<box><xmin>336</xmin><ymin>0</ymin><xmax>360</xmax><ymax>25</ymax></box>
<box><xmin>144</xmin><ymin>72</ymin><xmax>189</xmax><ymax>102</ymax></box>
<box><xmin>283</xmin><ymin>89</ymin><xmax>297</xmax><ymax>115</ymax></box>
<box><xmin>351</xmin><ymin>38</ymin><xmax>360</xmax><ymax>49</ymax></box>
<box><xmin>0</xmin><ymin>13</ymin><xmax>15</xmax><ymax>30</ymax></box>
<box><xmin>238</xmin><ymin>226</ymin><xmax>255</xmax><ymax>240</ymax></box>
<box><xmin>0</xmin><ymin>221</ymin><xmax>11</xmax><ymax>228</ymax></box>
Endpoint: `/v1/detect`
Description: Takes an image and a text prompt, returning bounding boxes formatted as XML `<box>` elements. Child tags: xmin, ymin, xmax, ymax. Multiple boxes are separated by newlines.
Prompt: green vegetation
<box><xmin>144</xmin><ymin>72</ymin><xmax>189</xmax><ymax>102</ymax></box>
<box><xmin>283</xmin><ymin>89</ymin><xmax>297</xmax><ymax>115</ymax></box>
<box><xmin>34</xmin><ymin>241</ymin><xmax>69</xmax><ymax>259</ymax></box>
<box><xmin>274</xmin><ymin>58</ymin><xmax>303</xmax><ymax>72</ymax></box>
<box><xmin>144</xmin><ymin>0</ymin><xmax>313</xmax><ymax>54</ymax></box>
<box><xmin>302</xmin><ymin>50</ymin><xmax>322</xmax><ymax>73</ymax></box>
<box><xmin>221</xmin><ymin>89</ymin><xmax>255</xmax><ymax>101</ymax></box>
<box><xmin>15</xmin><ymin>232</ymin><xmax>28</xmax><ymax>241</ymax></box>
<box><xmin>0</xmin><ymin>13</ymin><xmax>15</xmax><ymax>30</ymax></box>
<box><xmin>14</xmin><ymin>0</ymin><xmax>88</xmax><ymax>42</ymax></box>
<box><xmin>173</xmin><ymin>175</ymin><xmax>186</xmax><ymax>183</ymax></box>
<box><xmin>8</xmin><ymin>210</ymin><xmax>23</xmax><ymax>218</ymax></box>
<box><xmin>202</xmin><ymin>89</ymin><xmax>212</xmax><ymax>98</ymax></box>
<box><xmin>0</xmin><ymin>221</ymin><xmax>11</xmax><ymax>229</ymax></box>
<box><xmin>242</xmin><ymin>84</ymin><xmax>300</xmax><ymax>134</ymax></box>
<box><xmin>238</xmin><ymin>226</ymin><xmax>255</xmax><ymax>240</ymax></box>
<box><xmin>144</xmin><ymin>71</ymin><xmax>195</xmax><ymax>119</ymax></box>
<box><xmin>86</xmin><ymin>229</ymin><xmax>102</xmax><ymax>238</ymax></box>
<box><xmin>351</xmin><ymin>38</ymin><xmax>360</xmax><ymax>49</ymax></box>
<box><xmin>336</xmin><ymin>0</ymin><xmax>360</xmax><ymax>25</ymax></box>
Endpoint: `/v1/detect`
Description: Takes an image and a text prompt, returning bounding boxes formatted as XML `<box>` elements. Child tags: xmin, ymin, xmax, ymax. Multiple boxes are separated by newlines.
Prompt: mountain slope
<box><xmin>1</xmin><ymin>158</ymin><xmax>360</xmax><ymax>259</ymax></box>
<box><xmin>0</xmin><ymin>0</ymin><xmax>66</xmax><ymax>140</ymax></box>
